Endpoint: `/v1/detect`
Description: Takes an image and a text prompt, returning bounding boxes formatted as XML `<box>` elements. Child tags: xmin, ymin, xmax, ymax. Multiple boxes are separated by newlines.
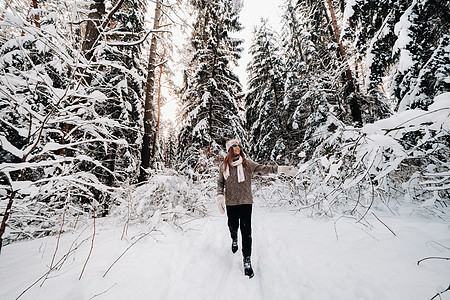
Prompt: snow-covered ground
<box><xmin>1</xmin><ymin>203</ymin><xmax>449</xmax><ymax>300</ymax></box>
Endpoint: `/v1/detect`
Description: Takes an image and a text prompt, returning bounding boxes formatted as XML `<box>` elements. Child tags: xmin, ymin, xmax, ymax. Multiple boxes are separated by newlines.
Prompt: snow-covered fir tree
<box><xmin>163</xmin><ymin>121</ymin><xmax>178</xmax><ymax>168</ymax></box>
<box><xmin>279</xmin><ymin>0</ymin><xmax>392</xmax><ymax>161</ymax></box>
<box><xmin>245</xmin><ymin>19</ymin><xmax>288</xmax><ymax>163</ymax></box>
<box><xmin>295</xmin><ymin>0</ymin><xmax>448</xmax><ymax>211</ymax></box>
<box><xmin>151</xmin><ymin>28</ymin><xmax>178</xmax><ymax>170</ymax></box>
<box><xmin>343</xmin><ymin>0</ymin><xmax>404</xmax><ymax>99</ymax></box>
<box><xmin>279</xmin><ymin>0</ymin><xmax>344</xmax><ymax>161</ymax></box>
<box><xmin>393</xmin><ymin>0</ymin><xmax>449</xmax><ymax>111</ymax></box>
<box><xmin>344</xmin><ymin>0</ymin><xmax>449</xmax><ymax>111</ymax></box>
<box><xmin>403</xmin><ymin>34</ymin><xmax>450</xmax><ymax>110</ymax></box>
<box><xmin>278</xmin><ymin>0</ymin><xmax>311</xmax><ymax>162</ymax></box>
<box><xmin>177</xmin><ymin>0</ymin><xmax>247</xmax><ymax>172</ymax></box>
<box><xmin>0</xmin><ymin>0</ymin><xmax>149</xmax><ymax>246</ymax></box>
<box><xmin>83</xmin><ymin>0</ymin><xmax>146</xmax><ymax>186</ymax></box>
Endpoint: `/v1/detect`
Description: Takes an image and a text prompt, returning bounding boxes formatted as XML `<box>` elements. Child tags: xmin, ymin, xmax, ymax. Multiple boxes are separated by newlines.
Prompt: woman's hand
<box><xmin>217</xmin><ymin>195</ymin><xmax>225</xmax><ymax>214</ymax></box>
<box><xmin>278</xmin><ymin>166</ymin><xmax>298</xmax><ymax>176</ymax></box>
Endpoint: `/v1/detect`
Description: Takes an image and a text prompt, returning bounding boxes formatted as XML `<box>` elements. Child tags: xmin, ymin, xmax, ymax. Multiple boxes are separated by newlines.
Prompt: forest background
<box><xmin>0</xmin><ymin>0</ymin><xmax>449</xmax><ymax>291</ymax></box>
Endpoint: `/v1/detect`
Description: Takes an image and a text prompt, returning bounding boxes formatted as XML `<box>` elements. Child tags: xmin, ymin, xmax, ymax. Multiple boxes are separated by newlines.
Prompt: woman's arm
<box><xmin>217</xmin><ymin>164</ymin><xmax>225</xmax><ymax>195</ymax></box>
<box><xmin>248</xmin><ymin>160</ymin><xmax>278</xmax><ymax>175</ymax></box>
<box><xmin>216</xmin><ymin>164</ymin><xmax>226</xmax><ymax>214</ymax></box>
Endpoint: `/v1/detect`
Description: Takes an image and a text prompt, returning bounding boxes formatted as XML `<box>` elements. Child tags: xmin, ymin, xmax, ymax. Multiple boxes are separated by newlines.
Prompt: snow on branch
<box><xmin>105</xmin><ymin>29</ymin><xmax>170</xmax><ymax>47</ymax></box>
<box><xmin>258</xmin><ymin>93</ymin><xmax>449</xmax><ymax>219</ymax></box>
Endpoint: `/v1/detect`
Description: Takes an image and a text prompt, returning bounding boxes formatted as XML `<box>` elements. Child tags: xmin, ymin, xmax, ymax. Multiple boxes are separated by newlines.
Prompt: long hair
<box><xmin>222</xmin><ymin>147</ymin><xmax>249</xmax><ymax>172</ymax></box>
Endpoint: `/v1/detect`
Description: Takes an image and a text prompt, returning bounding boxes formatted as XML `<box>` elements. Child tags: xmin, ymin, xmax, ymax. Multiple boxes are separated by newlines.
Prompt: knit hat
<box><xmin>226</xmin><ymin>139</ymin><xmax>239</xmax><ymax>152</ymax></box>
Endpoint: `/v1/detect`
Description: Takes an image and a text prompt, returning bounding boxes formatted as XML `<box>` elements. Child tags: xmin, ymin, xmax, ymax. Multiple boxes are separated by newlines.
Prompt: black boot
<box><xmin>231</xmin><ymin>238</ymin><xmax>238</xmax><ymax>253</ymax></box>
<box><xmin>243</xmin><ymin>256</ymin><xmax>254</xmax><ymax>278</ymax></box>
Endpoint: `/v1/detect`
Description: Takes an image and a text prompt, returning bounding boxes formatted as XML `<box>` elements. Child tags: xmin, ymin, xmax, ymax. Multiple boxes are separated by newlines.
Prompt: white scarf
<box><xmin>223</xmin><ymin>156</ymin><xmax>245</xmax><ymax>183</ymax></box>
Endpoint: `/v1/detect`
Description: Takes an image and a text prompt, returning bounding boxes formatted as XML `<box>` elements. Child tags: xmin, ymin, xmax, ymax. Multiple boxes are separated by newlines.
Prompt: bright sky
<box><xmin>161</xmin><ymin>0</ymin><xmax>283</xmax><ymax>123</ymax></box>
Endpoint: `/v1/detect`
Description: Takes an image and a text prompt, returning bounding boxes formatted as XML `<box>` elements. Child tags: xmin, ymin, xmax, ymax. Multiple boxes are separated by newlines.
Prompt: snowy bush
<box><xmin>111</xmin><ymin>170</ymin><xmax>211</xmax><ymax>229</ymax></box>
<box><xmin>250</xmin><ymin>93</ymin><xmax>449</xmax><ymax>219</ymax></box>
<box><xmin>0</xmin><ymin>0</ymin><xmax>145</xmax><ymax>248</ymax></box>
<box><xmin>296</xmin><ymin>92</ymin><xmax>450</xmax><ymax>217</ymax></box>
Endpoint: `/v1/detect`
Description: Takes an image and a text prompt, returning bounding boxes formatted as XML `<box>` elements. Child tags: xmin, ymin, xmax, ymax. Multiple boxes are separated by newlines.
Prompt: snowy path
<box><xmin>1</xmin><ymin>205</ymin><xmax>450</xmax><ymax>300</ymax></box>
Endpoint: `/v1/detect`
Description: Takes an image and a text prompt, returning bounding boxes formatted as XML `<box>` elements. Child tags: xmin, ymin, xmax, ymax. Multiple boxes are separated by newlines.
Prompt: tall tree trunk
<box><xmin>151</xmin><ymin>46</ymin><xmax>166</xmax><ymax>158</ymax></box>
<box><xmin>139</xmin><ymin>0</ymin><xmax>162</xmax><ymax>182</ymax></box>
<box><xmin>81</xmin><ymin>0</ymin><xmax>105</xmax><ymax>85</ymax></box>
<box><xmin>325</xmin><ymin>0</ymin><xmax>362</xmax><ymax>124</ymax></box>
<box><xmin>0</xmin><ymin>169</ymin><xmax>24</xmax><ymax>252</ymax></box>
<box><xmin>208</xmin><ymin>27</ymin><xmax>218</xmax><ymax>153</ymax></box>
<box><xmin>0</xmin><ymin>191</ymin><xmax>16</xmax><ymax>252</ymax></box>
<box><xmin>81</xmin><ymin>0</ymin><xmax>105</xmax><ymax>62</ymax></box>
<box><xmin>31</xmin><ymin>0</ymin><xmax>40</xmax><ymax>27</ymax></box>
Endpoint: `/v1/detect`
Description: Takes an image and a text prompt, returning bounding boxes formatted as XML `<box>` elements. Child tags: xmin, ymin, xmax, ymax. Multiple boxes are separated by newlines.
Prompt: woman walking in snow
<box><xmin>217</xmin><ymin>139</ymin><xmax>297</xmax><ymax>278</ymax></box>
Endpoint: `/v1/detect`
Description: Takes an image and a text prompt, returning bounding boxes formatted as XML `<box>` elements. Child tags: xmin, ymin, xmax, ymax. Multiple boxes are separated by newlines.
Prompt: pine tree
<box><xmin>404</xmin><ymin>35</ymin><xmax>450</xmax><ymax>110</ymax></box>
<box><xmin>280</xmin><ymin>0</ymin><xmax>345</xmax><ymax>161</ymax></box>
<box><xmin>279</xmin><ymin>0</ymin><xmax>311</xmax><ymax>162</ymax></box>
<box><xmin>163</xmin><ymin>121</ymin><xmax>178</xmax><ymax>168</ymax></box>
<box><xmin>345</xmin><ymin>0</ymin><xmax>449</xmax><ymax>111</ymax></box>
<box><xmin>177</xmin><ymin>0</ymin><xmax>247</xmax><ymax>172</ymax></box>
<box><xmin>140</xmin><ymin>0</ymin><xmax>162</xmax><ymax>180</ymax></box>
<box><xmin>245</xmin><ymin>19</ymin><xmax>287</xmax><ymax>163</ymax></box>
<box><xmin>85</xmin><ymin>0</ymin><xmax>146</xmax><ymax>186</ymax></box>
<box><xmin>344</xmin><ymin>0</ymin><xmax>402</xmax><ymax>98</ymax></box>
<box><xmin>0</xmin><ymin>0</ymin><xmax>148</xmax><ymax>247</ymax></box>
<box><xmin>394</xmin><ymin>0</ymin><xmax>450</xmax><ymax>111</ymax></box>
<box><xmin>278</xmin><ymin>0</ymin><xmax>394</xmax><ymax>163</ymax></box>
<box><xmin>0</xmin><ymin>2</ymin><xmax>83</xmax><ymax>247</ymax></box>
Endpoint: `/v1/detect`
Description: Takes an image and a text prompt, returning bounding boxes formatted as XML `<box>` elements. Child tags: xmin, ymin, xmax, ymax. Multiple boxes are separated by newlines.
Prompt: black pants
<box><xmin>226</xmin><ymin>204</ymin><xmax>252</xmax><ymax>257</ymax></box>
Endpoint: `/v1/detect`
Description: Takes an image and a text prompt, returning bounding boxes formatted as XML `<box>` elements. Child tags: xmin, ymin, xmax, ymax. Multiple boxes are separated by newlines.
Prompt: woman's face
<box><xmin>231</xmin><ymin>142</ymin><xmax>240</xmax><ymax>156</ymax></box>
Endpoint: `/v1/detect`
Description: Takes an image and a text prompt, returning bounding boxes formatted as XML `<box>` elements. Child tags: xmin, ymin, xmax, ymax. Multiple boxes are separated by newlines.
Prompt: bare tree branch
<box><xmin>430</xmin><ymin>285</ymin><xmax>450</xmax><ymax>300</ymax></box>
<box><xmin>417</xmin><ymin>257</ymin><xmax>450</xmax><ymax>265</ymax></box>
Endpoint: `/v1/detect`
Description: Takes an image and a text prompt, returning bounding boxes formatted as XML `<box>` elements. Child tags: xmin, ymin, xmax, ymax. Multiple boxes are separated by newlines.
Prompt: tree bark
<box><xmin>0</xmin><ymin>192</ymin><xmax>16</xmax><ymax>252</ymax></box>
<box><xmin>80</xmin><ymin>0</ymin><xmax>125</xmax><ymax>63</ymax></box>
<box><xmin>31</xmin><ymin>0</ymin><xmax>40</xmax><ymax>28</ymax></box>
<box><xmin>151</xmin><ymin>46</ymin><xmax>166</xmax><ymax>158</ymax></box>
<box><xmin>81</xmin><ymin>0</ymin><xmax>105</xmax><ymax>62</ymax></box>
<box><xmin>0</xmin><ymin>1</ymin><xmax>7</xmax><ymax>22</ymax></box>
<box><xmin>139</xmin><ymin>0</ymin><xmax>162</xmax><ymax>182</ymax></box>
<box><xmin>325</xmin><ymin>0</ymin><xmax>362</xmax><ymax>124</ymax></box>
<box><xmin>0</xmin><ymin>169</ymin><xmax>24</xmax><ymax>252</ymax></box>
<box><xmin>80</xmin><ymin>0</ymin><xmax>105</xmax><ymax>85</ymax></box>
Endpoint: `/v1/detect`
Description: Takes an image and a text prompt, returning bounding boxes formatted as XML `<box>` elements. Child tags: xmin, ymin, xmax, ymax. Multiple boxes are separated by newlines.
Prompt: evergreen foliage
<box><xmin>164</xmin><ymin>121</ymin><xmax>178</xmax><ymax>168</ymax></box>
<box><xmin>394</xmin><ymin>0</ymin><xmax>450</xmax><ymax>110</ymax></box>
<box><xmin>279</xmin><ymin>0</ymin><xmax>349</xmax><ymax>162</ymax></box>
<box><xmin>0</xmin><ymin>0</ymin><xmax>448</xmax><ymax>249</ymax></box>
<box><xmin>345</xmin><ymin>0</ymin><xmax>402</xmax><ymax>97</ymax></box>
<box><xmin>345</xmin><ymin>0</ymin><xmax>449</xmax><ymax>110</ymax></box>
<box><xmin>245</xmin><ymin>19</ymin><xmax>287</xmax><ymax>163</ymax></box>
<box><xmin>177</xmin><ymin>0</ymin><xmax>247</xmax><ymax>172</ymax></box>
<box><xmin>276</xmin><ymin>0</ymin><xmax>449</xmax><ymax>212</ymax></box>
<box><xmin>85</xmin><ymin>0</ymin><xmax>146</xmax><ymax>185</ymax></box>
<box><xmin>0</xmin><ymin>0</ymin><xmax>148</xmax><ymax>244</ymax></box>
<box><xmin>278</xmin><ymin>0</ymin><xmax>394</xmax><ymax>162</ymax></box>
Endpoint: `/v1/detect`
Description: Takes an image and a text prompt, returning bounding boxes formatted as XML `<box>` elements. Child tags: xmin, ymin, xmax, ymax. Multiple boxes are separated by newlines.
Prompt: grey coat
<box><xmin>217</xmin><ymin>159</ymin><xmax>278</xmax><ymax>206</ymax></box>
